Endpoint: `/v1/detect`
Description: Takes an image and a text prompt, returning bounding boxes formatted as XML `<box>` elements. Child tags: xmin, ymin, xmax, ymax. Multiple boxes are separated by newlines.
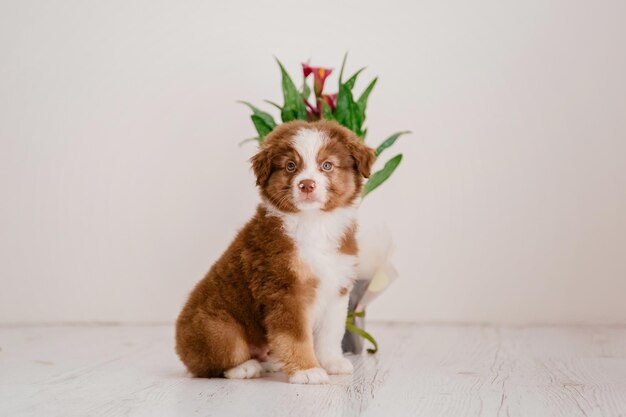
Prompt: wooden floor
<box><xmin>1</xmin><ymin>323</ymin><xmax>625</xmax><ymax>417</ymax></box>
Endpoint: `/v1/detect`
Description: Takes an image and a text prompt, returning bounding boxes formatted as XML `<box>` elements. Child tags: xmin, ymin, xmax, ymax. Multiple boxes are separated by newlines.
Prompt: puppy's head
<box><xmin>251</xmin><ymin>120</ymin><xmax>376</xmax><ymax>213</ymax></box>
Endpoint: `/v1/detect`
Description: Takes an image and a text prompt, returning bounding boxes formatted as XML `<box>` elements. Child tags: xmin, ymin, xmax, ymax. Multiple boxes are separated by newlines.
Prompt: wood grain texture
<box><xmin>0</xmin><ymin>323</ymin><xmax>625</xmax><ymax>417</ymax></box>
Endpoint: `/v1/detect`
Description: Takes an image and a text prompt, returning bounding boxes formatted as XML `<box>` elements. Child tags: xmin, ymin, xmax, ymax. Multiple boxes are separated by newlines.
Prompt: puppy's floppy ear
<box><xmin>250</xmin><ymin>145</ymin><xmax>273</xmax><ymax>187</ymax></box>
<box><xmin>348</xmin><ymin>140</ymin><xmax>377</xmax><ymax>178</ymax></box>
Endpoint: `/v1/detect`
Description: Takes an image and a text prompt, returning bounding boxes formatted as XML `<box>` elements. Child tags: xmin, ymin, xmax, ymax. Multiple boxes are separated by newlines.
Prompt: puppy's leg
<box><xmin>314</xmin><ymin>293</ymin><xmax>354</xmax><ymax>375</ymax></box>
<box><xmin>265</xmin><ymin>305</ymin><xmax>329</xmax><ymax>384</ymax></box>
<box><xmin>175</xmin><ymin>311</ymin><xmax>250</xmax><ymax>378</ymax></box>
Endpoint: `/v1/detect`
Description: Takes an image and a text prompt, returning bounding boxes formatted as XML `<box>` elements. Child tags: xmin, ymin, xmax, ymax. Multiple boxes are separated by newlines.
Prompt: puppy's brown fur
<box><xmin>175</xmin><ymin>120</ymin><xmax>375</xmax><ymax>378</ymax></box>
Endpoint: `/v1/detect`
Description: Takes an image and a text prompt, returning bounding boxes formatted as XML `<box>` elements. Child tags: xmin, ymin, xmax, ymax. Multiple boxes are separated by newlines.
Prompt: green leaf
<box><xmin>344</xmin><ymin>67</ymin><xmax>366</xmax><ymax>90</ymax></box>
<box><xmin>335</xmin><ymin>81</ymin><xmax>363</xmax><ymax>136</ymax></box>
<box><xmin>375</xmin><ymin>131</ymin><xmax>411</xmax><ymax>156</ymax></box>
<box><xmin>347</xmin><ymin>310</ymin><xmax>366</xmax><ymax>320</ymax></box>
<box><xmin>336</xmin><ymin>64</ymin><xmax>368</xmax><ymax>136</ymax></box>
<box><xmin>275</xmin><ymin>58</ymin><xmax>308</xmax><ymax>122</ymax></box>
<box><xmin>301</xmin><ymin>79</ymin><xmax>311</xmax><ymax>100</ymax></box>
<box><xmin>251</xmin><ymin>114</ymin><xmax>274</xmax><ymax>139</ymax></box>
<box><xmin>334</xmin><ymin>68</ymin><xmax>364</xmax><ymax>137</ymax></box>
<box><xmin>238</xmin><ymin>137</ymin><xmax>260</xmax><ymax>147</ymax></box>
<box><xmin>339</xmin><ymin>52</ymin><xmax>348</xmax><ymax>84</ymax></box>
<box><xmin>345</xmin><ymin>315</ymin><xmax>378</xmax><ymax>354</ymax></box>
<box><xmin>335</xmin><ymin>53</ymin><xmax>365</xmax><ymax>135</ymax></box>
<box><xmin>362</xmin><ymin>154</ymin><xmax>403</xmax><ymax>197</ymax></box>
<box><xmin>264</xmin><ymin>99</ymin><xmax>282</xmax><ymax>111</ymax></box>
<box><xmin>238</xmin><ymin>101</ymin><xmax>277</xmax><ymax>135</ymax></box>
<box><xmin>321</xmin><ymin>101</ymin><xmax>334</xmax><ymax>120</ymax></box>
<box><xmin>357</xmin><ymin>77</ymin><xmax>378</xmax><ymax>116</ymax></box>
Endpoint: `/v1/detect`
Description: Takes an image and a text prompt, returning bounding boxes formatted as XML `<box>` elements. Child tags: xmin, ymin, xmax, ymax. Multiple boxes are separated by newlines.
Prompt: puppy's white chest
<box><xmin>278</xmin><ymin>207</ymin><xmax>357</xmax><ymax>315</ymax></box>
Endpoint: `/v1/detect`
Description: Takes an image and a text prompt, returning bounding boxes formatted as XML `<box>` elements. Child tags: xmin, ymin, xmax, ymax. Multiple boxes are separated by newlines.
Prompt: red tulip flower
<box><xmin>302</xmin><ymin>63</ymin><xmax>313</xmax><ymax>78</ymax></box>
<box><xmin>302</xmin><ymin>63</ymin><xmax>333</xmax><ymax>97</ymax></box>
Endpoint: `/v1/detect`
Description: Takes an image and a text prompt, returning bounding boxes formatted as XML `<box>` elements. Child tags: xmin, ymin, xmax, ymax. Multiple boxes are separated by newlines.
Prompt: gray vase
<box><xmin>341</xmin><ymin>279</ymin><xmax>369</xmax><ymax>354</ymax></box>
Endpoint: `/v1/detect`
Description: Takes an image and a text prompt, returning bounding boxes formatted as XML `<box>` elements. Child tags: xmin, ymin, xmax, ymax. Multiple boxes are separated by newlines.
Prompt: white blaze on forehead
<box><xmin>292</xmin><ymin>128</ymin><xmax>327</xmax><ymax>171</ymax></box>
<box><xmin>291</xmin><ymin>128</ymin><xmax>329</xmax><ymax>209</ymax></box>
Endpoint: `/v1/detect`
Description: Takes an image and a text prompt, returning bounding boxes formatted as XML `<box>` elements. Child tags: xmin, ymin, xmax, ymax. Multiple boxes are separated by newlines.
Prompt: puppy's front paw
<box><xmin>320</xmin><ymin>357</ymin><xmax>354</xmax><ymax>375</ymax></box>
<box><xmin>288</xmin><ymin>367</ymin><xmax>329</xmax><ymax>384</ymax></box>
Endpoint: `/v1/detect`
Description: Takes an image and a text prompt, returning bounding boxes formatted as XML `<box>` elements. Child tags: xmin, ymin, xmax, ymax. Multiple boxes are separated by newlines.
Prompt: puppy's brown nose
<box><xmin>298</xmin><ymin>179</ymin><xmax>316</xmax><ymax>193</ymax></box>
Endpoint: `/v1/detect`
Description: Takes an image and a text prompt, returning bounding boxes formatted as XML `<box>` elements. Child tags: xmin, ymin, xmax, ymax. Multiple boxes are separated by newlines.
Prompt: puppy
<box><xmin>175</xmin><ymin>120</ymin><xmax>375</xmax><ymax>384</ymax></box>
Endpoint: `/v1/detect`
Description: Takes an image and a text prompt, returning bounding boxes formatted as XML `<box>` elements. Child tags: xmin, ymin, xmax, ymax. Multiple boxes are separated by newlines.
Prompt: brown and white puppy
<box><xmin>175</xmin><ymin>120</ymin><xmax>375</xmax><ymax>384</ymax></box>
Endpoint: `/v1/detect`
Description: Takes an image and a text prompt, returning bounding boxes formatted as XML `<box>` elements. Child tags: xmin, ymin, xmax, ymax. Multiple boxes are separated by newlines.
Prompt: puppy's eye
<box><xmin>286</xmin><ymin>161</ymin><xmax>297</xmax><ymax>172</ymax></box>
<box><xmin>321</xmin><ymin>161</ymin><xmax>333</xmax><ymax>172</ymax></box>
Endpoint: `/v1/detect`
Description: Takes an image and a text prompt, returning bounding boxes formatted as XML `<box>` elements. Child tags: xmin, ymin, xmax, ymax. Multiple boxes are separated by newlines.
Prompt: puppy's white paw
<box><xmin>289</xmin><ymin>367</ymin><xmax>329</xmax><ymax>384</ymax></box>
<box><xmin>224</xmin><ymin>359</ymin><xmax>262</xmax><ymax>379</ymax></box>
<box><xmin>320</xmin><ymin>357</ymin><xmax>354</xmax><ymax>375</ymax></box>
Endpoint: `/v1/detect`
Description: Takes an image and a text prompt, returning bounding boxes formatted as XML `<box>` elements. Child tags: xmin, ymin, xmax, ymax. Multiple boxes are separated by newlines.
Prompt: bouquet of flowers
<box><xmin>240</xmin><ymin>55</ymin><xmax>408</xmax><ymax>353</ymax></box>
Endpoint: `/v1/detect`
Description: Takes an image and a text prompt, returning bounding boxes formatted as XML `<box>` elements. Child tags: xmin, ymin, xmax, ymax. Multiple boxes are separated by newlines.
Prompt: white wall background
<box><xmin>1</xmin><ymin>1</ymin><xmax>625</xmax><ymax>324</ymax></box>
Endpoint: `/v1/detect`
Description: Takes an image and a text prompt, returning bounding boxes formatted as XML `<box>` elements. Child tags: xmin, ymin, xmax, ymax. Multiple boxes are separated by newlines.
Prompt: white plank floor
<box><xmin>1</xmin><ymin>323</ymin><xmax>625</xmax><ymax>417</ymax></box>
